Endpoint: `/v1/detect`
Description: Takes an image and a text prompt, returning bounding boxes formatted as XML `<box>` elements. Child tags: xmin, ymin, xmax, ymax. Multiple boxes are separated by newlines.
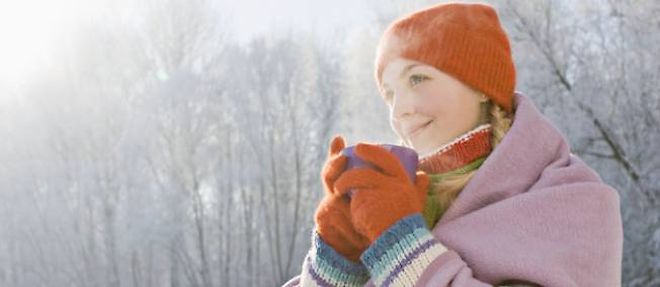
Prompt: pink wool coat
<box><xmin>284</xmin><ymin>91</ymin><xmax>623</xmax><ymax>286</ymax></box>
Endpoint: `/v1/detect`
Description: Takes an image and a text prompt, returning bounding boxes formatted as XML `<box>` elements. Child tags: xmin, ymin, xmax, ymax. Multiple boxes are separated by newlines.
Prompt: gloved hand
<box><xmin>334</xmin><ymin>142</ymin><xmax>431</xmax><ymax>242</ymax></box>
<box><xmin>313</xmin><ymin>135</ymin><xmax>371</xmax><ymax>262</ymax></box>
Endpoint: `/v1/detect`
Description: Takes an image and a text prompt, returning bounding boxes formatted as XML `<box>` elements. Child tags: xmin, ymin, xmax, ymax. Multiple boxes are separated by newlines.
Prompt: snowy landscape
<box><xmin>0</xmin><ymin>0</ymin><xmax>658</xmax><ymax>286</ymax></box>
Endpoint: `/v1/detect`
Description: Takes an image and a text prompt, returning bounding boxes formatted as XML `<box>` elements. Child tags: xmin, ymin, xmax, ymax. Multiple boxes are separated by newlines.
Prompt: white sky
<box><xmin>0</xmin><ymin>0</ymin><xmax>75</xmax><ymax>85</ymax></box>
<box><xmin>0</xmin><ymin>0</ymin><xmax>373</xmax><ymax>89</ymax></box>
<box><xmin>216</xmin><ymin>0</ymin><xmax>371</xmax><ymax>45</ymax></box>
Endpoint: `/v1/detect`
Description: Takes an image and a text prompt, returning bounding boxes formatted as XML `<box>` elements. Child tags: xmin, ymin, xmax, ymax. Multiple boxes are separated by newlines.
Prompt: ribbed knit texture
<box><xmin>418</xmin><ymin>123</ymin><xmax>492</xmax><ymax>174</ymax></box>
<box><xmin>419</xmin><ymin>123</ymin><xmax>492</xmax><ymax>229</ymax></box>
<box><xmin>299</xmin><ymin>230</ymin><xmax>369</xmax><ymax>286</ymax></box>
<box><xmin>374</xmin><ymin>2</ymin><xmax>516</xmax><ymax>113</ymax></box>
<box><xmin>360</xmin><ymin>213</ymin><xmax>448</xmax><ymax>287</ymax></box>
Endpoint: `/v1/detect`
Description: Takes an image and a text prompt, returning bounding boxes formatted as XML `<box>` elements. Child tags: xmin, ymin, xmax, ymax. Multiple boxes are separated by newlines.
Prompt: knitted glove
<box><xmin>334</xmin><ymin>142</ymin><xmax>431</xmax><ymax>242</ymax></box>
<box><xmin>313</xmin><ymin>135</ymin><xmax>371</xmax><ymax>262</ymax></box>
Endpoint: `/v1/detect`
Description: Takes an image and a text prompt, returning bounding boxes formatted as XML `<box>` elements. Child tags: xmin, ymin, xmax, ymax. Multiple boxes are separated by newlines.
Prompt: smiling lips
<box><xmin>407</xmin><ymin>120</ymin><xmax>433</xmax><ymax>138</ymax></box>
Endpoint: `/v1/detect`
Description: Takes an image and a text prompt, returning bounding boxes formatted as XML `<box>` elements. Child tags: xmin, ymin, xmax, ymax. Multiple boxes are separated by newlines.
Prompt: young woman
<box><xmin>283</xmin><ymin>2</ymin><xmax>623</xmax><ymax>286</ymax></box>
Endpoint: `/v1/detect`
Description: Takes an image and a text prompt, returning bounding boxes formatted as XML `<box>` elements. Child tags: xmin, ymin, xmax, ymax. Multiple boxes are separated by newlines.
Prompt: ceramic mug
<box><xmin>341</xmin><ymin>144</ymin><xmax>419</xmax><ymax>198</ymax></box>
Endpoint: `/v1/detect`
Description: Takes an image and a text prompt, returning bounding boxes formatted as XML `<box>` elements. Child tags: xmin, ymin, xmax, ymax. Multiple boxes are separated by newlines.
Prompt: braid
<box><xmin>407</xmin><ymin>98</ymin><xmax>514</xmax><ymax>221</ymax></box>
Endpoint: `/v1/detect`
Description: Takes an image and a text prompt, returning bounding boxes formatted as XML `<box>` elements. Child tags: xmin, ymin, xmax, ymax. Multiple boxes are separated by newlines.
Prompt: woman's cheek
<box><xmin>416</xmin><ymin>90</ymin><xmax>444</xmax><ymax>115</ymax></box>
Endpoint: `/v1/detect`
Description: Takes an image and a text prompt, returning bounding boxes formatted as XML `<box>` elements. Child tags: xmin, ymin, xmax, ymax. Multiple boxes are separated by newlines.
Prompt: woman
<box><xmin>283</xmin><ymin>2</ymin><xmax>623</xmax><ymax>286</ymax></box>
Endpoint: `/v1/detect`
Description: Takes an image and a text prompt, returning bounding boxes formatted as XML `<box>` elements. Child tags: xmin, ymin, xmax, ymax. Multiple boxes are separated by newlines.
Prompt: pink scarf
<box><xmin>367</xmin><ymin>92</ymin><xmax>623</xmax><ymax>286</ymax></box>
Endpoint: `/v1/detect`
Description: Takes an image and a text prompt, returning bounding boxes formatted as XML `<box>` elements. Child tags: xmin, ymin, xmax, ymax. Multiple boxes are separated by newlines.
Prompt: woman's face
<box><xmin>380</xmin><ymin>58</ymin><xmax>488</xmax><ymax>156</ymax></box>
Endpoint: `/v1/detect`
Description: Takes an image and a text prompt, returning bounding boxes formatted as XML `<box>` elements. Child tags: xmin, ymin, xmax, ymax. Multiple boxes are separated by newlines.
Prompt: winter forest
<box><xmin>0</xmin><ymin>0</ymin><xmax>658</xmax><ymax>286</ymax></box>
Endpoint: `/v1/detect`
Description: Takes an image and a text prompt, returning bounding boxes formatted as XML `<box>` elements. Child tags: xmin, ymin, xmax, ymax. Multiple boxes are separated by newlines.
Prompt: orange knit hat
<box><xmin>374</xmin><ymin>2</ymin><xmax>516</xmax><ymax>114</ymax></box>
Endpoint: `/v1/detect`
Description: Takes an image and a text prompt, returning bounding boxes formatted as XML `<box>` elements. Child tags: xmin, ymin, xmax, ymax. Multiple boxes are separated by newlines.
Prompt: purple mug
<box><xmin>341</xmin><ymin>144</ymin><xmax>419</xmax><ymax>198</ymax></box>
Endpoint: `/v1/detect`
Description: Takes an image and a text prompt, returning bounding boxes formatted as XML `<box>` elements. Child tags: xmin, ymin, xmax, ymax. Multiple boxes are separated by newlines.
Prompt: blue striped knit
<box><xmin>360</xmin><ymin>213</ymin><xmax>448</xmax><ymax>286</ymax></box>
<box><xmin>300</xmin><ymin>229</ymin><xmax>370</xmax><ymax>286</ymax></box>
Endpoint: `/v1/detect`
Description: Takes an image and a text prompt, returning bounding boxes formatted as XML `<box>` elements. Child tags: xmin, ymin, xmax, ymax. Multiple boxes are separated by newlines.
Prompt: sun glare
<box><xmin>0</xmin><ymin>0</ymin><xmax>86</xmax><ymax>85</ymax></box>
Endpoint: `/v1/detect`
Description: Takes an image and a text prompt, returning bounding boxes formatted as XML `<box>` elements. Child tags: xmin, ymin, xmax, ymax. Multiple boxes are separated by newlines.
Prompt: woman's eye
<box><xmin>409</xmin><ymin>74</ymin><xmax>428</xmax><ymax>86</ymax></box>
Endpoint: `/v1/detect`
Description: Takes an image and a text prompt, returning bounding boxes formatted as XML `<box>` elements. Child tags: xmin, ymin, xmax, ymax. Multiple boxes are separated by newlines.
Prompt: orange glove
<box><xmin>313</xmin><ymin>135</ymin><xmax>370</xmax><ymax>262</ymax></box>
<box><xmin>334</xmin><ymin>142</ymin><xmax>431</xmax><ymax>242</ymax></box>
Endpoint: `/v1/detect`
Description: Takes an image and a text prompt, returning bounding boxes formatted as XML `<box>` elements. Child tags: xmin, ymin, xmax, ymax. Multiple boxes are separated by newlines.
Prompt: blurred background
<box><xmin>0</xmin><ymin>0</ymin><xmax>658</xmax><ymax>286</ymax></box>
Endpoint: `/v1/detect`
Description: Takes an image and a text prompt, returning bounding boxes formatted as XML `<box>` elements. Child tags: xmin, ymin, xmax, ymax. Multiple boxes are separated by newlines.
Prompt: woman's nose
<box><xmin>391</xmin><ymin>93</ymin><xmax>417</xmax><ymax>119</ymax></box>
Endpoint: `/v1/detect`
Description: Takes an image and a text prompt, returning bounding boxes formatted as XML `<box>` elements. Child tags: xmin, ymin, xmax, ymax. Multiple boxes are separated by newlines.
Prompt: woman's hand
<box><xmin>334</xmin><ymin>142</ymin><xmax>431</xmax><ymax>242</ymax></box>
<box><xmin>313</xmin><ymin>135</ymin><xmax>370</xmax><ymax>262</ymax></box>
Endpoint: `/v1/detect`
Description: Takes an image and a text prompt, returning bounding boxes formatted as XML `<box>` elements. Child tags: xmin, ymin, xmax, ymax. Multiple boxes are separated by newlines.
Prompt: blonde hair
<box><xmin>399</xmin><ymin>98</ymin><xmax>514</xmax><ymax>214</ymax></box>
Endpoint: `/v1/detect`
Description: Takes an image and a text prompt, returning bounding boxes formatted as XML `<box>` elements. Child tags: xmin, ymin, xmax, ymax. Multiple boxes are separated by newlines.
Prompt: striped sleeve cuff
<box><xmin>360</xmin><ymin>213</ymin><xmax>449</xmax><ymax>287</ymax></box>
<box><xmin>299</xmin><ymin>230</ymin><xmax>370</xmax><ymax>286</ymax></box>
